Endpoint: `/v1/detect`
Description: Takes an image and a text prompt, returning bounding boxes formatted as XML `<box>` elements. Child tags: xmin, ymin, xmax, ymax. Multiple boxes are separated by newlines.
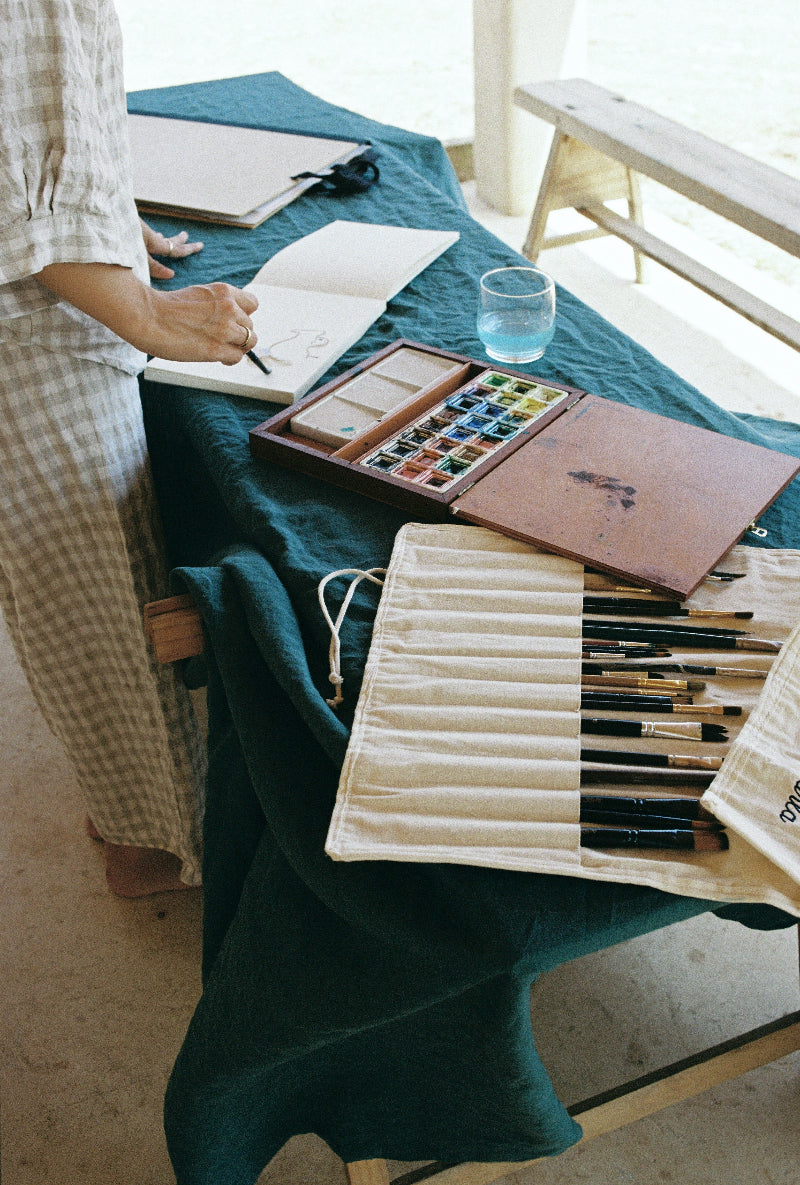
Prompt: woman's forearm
<box><xmin>35</xmin><ymin>261</ymin><xmax>258</xmax><ymax>363</ymax></box>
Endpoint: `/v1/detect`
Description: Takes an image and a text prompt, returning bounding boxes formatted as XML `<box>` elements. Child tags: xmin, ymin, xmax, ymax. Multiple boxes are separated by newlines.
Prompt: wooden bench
<box><xmin>514</xmin><ymin>78</ymin><xmax>800</xmax><ymax>352</ymax></box>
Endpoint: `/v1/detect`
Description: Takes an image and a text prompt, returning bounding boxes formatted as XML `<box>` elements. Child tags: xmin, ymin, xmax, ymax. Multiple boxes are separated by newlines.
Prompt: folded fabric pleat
<box><xmin>326</xmin><ymin>524</ymin><xmax>584</xmax><ymax>866</ymax></box>
<box><xmin>326</xmin><ymin>525</ymin><xmax>800</xmax><ymax>917</ymax></box>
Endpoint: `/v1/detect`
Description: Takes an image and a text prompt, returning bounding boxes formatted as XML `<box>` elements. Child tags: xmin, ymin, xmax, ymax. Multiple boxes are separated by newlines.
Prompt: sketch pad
<box><xmin>128</xmin><ymin>114</ymin><xmax>367</xmax><ymax>227</ymax></box>
<box><xmin>144</xmin><ymin>285</ymin><xmax>384</xmax><ymax>403</ymax></box>
<box><xmin>144</xmin><ymin>231</ymin><xmax>458</xmax><ymax>404</ymax></box>
<box><xmin>325</xmin><ymin>526</ymin><xmax>800</xmax><ymax>917</ymax></box>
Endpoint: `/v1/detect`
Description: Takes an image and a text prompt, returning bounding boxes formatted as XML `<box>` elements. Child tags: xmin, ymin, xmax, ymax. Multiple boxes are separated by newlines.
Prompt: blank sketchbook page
<box><xmin>251</xmin><ymin>221</ymin><xmax>460</xmax><ymax>301</ymax></box>
<box><xmin>128</xmin><ymin>115</ymin><xmax>361</xmax><ymax>217</ymax></box>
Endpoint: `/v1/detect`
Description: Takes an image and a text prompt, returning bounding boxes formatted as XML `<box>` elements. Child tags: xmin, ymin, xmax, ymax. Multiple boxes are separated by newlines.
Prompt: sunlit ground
<box><xmin>117</xmin><ymin>0</ymin><xmax>800</xmax><ymax>286</ymax></box>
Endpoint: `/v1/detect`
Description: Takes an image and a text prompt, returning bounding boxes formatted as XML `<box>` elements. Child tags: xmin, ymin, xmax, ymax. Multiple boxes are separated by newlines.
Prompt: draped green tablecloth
<box><xmin>130</xmin><ymin>73</ymin><xmax>800</xmax><ymax>1185</ymax></box>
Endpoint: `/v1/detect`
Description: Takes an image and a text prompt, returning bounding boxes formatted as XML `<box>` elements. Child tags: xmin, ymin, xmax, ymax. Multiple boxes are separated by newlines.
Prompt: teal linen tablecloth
<box><xmin>130</xmin><ymin>74</ymin><xmax>800</xmax><ymax>1184</ymax></box>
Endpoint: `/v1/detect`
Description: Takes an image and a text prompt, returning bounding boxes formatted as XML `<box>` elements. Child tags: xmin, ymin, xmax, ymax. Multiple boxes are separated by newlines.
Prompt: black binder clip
<box><xmin>294</xmin><ymin>148</ymin><xmax>380</xmax><ymax>195</ymax></box>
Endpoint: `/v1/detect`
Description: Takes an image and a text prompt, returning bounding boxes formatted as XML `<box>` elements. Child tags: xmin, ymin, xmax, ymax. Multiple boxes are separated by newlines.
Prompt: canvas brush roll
<box><xmin>324</xmin><ymin>524</ymin><xmax>800</xmax><ymax>918</ymax></box>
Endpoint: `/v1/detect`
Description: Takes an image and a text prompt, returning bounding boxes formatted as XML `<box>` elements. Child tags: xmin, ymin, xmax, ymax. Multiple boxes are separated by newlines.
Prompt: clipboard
<box><xmin>128</xmin><ymin>113</ymin><xmax>370</xmax><ymax>228</ymax></box>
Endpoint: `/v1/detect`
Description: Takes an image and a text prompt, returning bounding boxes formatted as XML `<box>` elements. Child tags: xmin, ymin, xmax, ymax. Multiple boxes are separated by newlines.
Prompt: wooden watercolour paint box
<box><xmin>249</xmin><ymin>340</ymin><xmax>800</xmax><ymax>598</ymax></box>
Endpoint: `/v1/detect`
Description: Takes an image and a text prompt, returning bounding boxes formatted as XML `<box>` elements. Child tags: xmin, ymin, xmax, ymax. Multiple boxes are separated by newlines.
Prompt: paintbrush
<box><xmin>580</xmin><ymin>802</ymin><xmax>723</xmax><ymax>829</ymax></box>
<box><xmin>583</xmin><ymin>646</ymin><xmax>673</xmax><ymax>660</ymax></box>
<box><xmin>581</xmin><ymin>662</ymin><xmax>767</xmax><ymax>679</ymax></box>
<box><xmin>583</xmin><ymin>569</ymin><xmax>744</xmax><ymax>591</ymax></box>
<box><xmin>580</xmin><ymin>826</ymin><xmax>728</xmax><ymax>852</ymax></box>
<box><xmin>582</xmin><ymin>639</ymin><xmax>673</xmax><ymax>651</ymax></box>
<box><xmin>581</xmin><ymin>718</ymin><xmax>728</xmax><ymax>742</ymax></box>
<box><xmin>581</xmin><ymin>674</ymin><xmax>707</xmax><ymax>692</ymax></box>
<box><xmin>583</xmin><ymin>597</ymin><xmax>753</xmax><ymax>619</ymax></box>
<box><xmin>581</xmin><ymin>748</ymin><xmax>723</xmax><ymax>770</ymax></box>
<box><xmin>582</xmin><ymin>686</ymin><xmax>695</xmax><ymax>702</ymax></box>
<box><xmin>581</xmin><ymin>810</ymin><xmax>722</xmax><ymax>830</ymax></box>
<box><xmin>581</xmin><ymin>794</ymin><xmax>718</xmax><ymax>820</ymax></box>
<box><xmin>672</xmin><ymin>663</ymin><xmax>769</xmax><ymax>678</ymax></box>
<box><xmin>586</xmin><ymin>619</ymin><xmax>746</xmax><ymax>637</ymax></box>
<box><xmin>580</xmin><ymin>693</ymin><xmax>742</xmax><ymax>715</ymax></box>
<box><xmin>583</xmin><ymin>623</ymin><xmax>781</xmax><ymax>652</ymax></box>
<box><xmin>246</xmin><ymin>349</ymin><xmax>272</xmax><ymax>377</ymax></box>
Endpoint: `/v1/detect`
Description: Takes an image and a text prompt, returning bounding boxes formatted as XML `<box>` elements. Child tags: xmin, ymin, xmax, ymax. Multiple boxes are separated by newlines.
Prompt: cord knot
<box><xmin>317</xmin><ymin>567</ymin><xmax>386</xmax><ymax>709</ymax></box>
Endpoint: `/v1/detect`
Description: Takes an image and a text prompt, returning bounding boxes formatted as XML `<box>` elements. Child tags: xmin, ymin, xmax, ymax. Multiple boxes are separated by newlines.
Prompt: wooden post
<box><xmin>472</xmin><ymin>0</ymin><xmax>587</xmax><ymax>216</ymax></box>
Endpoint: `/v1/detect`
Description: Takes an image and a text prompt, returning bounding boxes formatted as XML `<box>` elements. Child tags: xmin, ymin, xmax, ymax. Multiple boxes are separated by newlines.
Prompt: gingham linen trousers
<box><xmin>0</xmin><ymin>343</ymin><xmax>205</xmax><ymax>884</ymax></box>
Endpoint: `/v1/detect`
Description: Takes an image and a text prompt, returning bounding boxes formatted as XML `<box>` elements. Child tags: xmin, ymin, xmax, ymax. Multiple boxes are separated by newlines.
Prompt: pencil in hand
<box><xmin>246</xmin><ymin>349</ymin><xmax>272</xmax><ymax>377</ymax></box>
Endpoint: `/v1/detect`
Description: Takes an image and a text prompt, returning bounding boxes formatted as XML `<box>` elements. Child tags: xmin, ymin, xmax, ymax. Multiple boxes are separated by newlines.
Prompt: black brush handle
<box><xmin>581</xmin><ymin>795</ymin><xmax>708</xmax><ymax>819</ymax></box>
<box><xmin>580</xmin><ymin>827</ymin><xmax>708</xmax><ymax>850</ymax></box>
<box><xmin>580</xmin><ymin>766</ymin><xmax>716</xmax><ymax>788</ymax></box>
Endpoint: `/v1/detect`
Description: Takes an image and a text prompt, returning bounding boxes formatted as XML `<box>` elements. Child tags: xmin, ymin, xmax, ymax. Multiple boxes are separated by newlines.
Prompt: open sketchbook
<box><xmin>128</xmin><ymin>114</ymin><xmax>369</xmax><ymax>228</ymax></box>
<box><xmin>144</xmin><ymin>222</ymin><xmax>460</xmax><ymax>403</ymax></box>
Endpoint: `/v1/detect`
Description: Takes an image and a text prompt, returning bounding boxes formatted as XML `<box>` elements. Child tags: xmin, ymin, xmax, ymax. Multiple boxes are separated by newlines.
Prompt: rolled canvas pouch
<box><xmin>325</xmin><ymin>524</ymin><xmax>800</xmax><ymax>917</ymax></box>
<box><xmin>702</xmin><ymin>619</ymin><xmax>800</xmax><ymax>901</ymax></box>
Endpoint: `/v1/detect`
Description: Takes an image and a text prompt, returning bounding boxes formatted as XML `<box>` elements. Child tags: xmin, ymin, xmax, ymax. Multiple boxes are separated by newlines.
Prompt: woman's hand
<box><xmin>35</xmin><ymin>262</ymin><xmax>258</xmax><ymax>364</ymax></box>
<box><xmin>143</xmin><ymin>282</ymin><xmax>259</xmax><ymax>362</ymax></box>
<box><xmin>140</xmin><ymin>218</ymin><xmax>204</xmax><ymax>280</ymax></box>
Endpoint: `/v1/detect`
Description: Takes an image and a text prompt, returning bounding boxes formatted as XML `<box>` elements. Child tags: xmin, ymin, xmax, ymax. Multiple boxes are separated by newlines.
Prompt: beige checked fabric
<box><xmin>0</xmin><ymin>0</ymin><xmax>149</xmax><ymax>305</ymax></box>
<box><xmin>0</xmin><ymin>0</ymin><xmax>206</xmax><ymax>882</ymax></box>
<box><xmin>0</xmin><ymin>346</ymin><xmax>206</xmax><ymax>882</ymax></box>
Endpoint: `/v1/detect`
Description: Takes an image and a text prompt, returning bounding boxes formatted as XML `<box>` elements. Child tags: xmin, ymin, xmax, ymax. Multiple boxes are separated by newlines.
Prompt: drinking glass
<box><xmin>477</xmin><ymin>266</ymin><xmax>556</xmax><ymax>363</ymax></box>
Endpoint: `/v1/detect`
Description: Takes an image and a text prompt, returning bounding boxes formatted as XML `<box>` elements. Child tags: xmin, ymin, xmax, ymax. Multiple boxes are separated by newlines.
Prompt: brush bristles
<box><xmin>693</xmin><ymin>831</ymin><xmax>730</xmax><ymax>852</ymax></box>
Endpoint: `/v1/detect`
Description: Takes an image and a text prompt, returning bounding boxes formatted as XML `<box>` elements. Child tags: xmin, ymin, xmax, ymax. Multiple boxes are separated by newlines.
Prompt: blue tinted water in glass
<box><xmin>477</xmin><ymin>310</ymin><xmax>555</xmax><ymax>362</ymax></box>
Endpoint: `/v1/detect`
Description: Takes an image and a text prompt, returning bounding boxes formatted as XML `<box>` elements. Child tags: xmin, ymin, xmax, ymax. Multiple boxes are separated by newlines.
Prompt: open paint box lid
<box><xmin>250</xmin><ymin>340</ymin><xmax>800</xmax><ymax>599</ymax></box>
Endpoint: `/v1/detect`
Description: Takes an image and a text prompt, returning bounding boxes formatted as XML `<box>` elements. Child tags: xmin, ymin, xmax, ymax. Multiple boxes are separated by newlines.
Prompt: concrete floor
<box><xmin>2</xmin><ymin>213</ymin><xmax>799</xmax><ymax>1183</ymax></box>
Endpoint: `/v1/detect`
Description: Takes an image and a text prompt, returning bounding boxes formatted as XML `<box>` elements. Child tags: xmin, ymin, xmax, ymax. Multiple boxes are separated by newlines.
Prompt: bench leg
<box><xmin>346</xmin><ymin>1159</ymin><xmax>391</xmax><ymax>1185</ymax></box>
<box><xmin>522</xmin><ymin>131</ymin><xmax>567</xmax><ymax>261</ymax></box>
<box><xmin>626</xmin><ymin>167</ymin><xmax>647</xmax><ymax>283</ymax></box>
<box><xmin>522</xmin><ymin>133</ymin><xmax>645</xmax><ymax>281</ymax></box>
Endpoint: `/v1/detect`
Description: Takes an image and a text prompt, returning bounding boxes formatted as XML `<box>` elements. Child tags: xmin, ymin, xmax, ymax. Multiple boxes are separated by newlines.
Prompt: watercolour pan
<box><xmin>128</xmin><ymin>114</ymin><xmax>369</xmax><ymax>228</ymax></box>
<box><xmin>248</xmin><ymin>340</ymin><xmax>800</xmax><ymax>598</ymax></box>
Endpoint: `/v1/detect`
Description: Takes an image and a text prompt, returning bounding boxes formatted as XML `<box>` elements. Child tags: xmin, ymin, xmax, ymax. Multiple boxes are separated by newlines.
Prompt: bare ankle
<box><xmin>85</xmin><ymin>815</ymin><xmax>103</xmax><ymax>841</ymax></box>
<box><xmin>104</xmin><ymin>843</ymin><xmax>192</xmax><ymax>898</ymax></box>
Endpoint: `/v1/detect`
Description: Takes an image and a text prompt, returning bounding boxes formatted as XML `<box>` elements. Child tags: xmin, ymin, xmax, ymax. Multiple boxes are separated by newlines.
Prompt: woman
<box><xmin>0</xmin><ymin>0</ymin><xmax>258</xmax><ymax>895</ymax></box>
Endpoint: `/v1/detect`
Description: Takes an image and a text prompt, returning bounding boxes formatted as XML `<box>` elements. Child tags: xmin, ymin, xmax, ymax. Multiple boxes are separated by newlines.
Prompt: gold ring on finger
<box><xmin>241</xmin><ymin>325</ymin><xmax>252</xmax><ymax>349</ymax></box>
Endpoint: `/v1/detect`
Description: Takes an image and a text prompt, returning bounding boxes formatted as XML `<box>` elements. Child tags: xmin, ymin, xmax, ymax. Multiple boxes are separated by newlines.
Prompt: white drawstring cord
<box><xmin>317</xmin><ymin>567</ymin><xmax>386</xmax><ymax>708</ymax></box>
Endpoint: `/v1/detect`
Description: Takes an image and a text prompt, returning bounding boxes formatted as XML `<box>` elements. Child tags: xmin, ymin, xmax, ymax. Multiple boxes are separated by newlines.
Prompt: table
<box><xmin>130</xmin><ymin>73</ymin><xmax>800</xmax><ymax>1185</ymax></box>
